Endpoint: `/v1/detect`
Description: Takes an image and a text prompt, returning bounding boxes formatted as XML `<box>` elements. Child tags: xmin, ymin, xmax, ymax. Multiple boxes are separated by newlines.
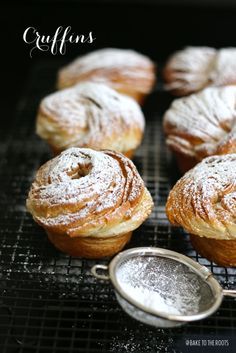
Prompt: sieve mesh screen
<box><xmin>116</xmin><ymin>256</ymin><xmax>215</xmax><ymax>317</ymax></box>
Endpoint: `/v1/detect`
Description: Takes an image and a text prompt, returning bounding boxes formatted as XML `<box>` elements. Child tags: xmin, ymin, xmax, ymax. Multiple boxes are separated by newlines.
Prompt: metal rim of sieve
<box><xmin>92</xmin><ymin>247</ymin><xmax>224</xmax><ymax>323</ymax></box>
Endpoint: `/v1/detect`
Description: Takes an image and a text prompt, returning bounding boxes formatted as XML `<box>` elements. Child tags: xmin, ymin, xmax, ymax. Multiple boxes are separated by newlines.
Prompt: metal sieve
<box><xmin>91</xmin><ymin>247</ymin><xmax>236</xmax><ymax>328</ymax></box>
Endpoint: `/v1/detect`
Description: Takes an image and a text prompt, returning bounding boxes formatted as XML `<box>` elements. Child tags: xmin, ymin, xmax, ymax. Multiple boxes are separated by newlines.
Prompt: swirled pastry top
<box><xmin>164</xmin><ymin>47</ymin><xmax>236</xmax><ymax>95</ymax></box>
<box><xmin>26</xmin><ymin>148</ymin><xmax>153</xmax><ymax>238</ymax></box>
<box><xmin>57</xmin><ymin>48</ymin><xmax>155</xmax><ymax>93</ymax></box>
<box><xmin>37</xmin><ymin>82</ymin><xmax>145</xmax><ymax>153</ymax></box>
<box><xmin>163</xmin><ymin>86</ymin><xmax>236</xmax><ymax>160</ymax></box>
<box><xmin>166</xmin><ymin>154</ymin><xmax>236</xmax><ymax>240</ymax></box>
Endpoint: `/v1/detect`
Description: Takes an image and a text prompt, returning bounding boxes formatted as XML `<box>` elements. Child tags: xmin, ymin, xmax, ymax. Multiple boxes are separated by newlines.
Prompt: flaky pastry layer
<box><xmin>57</xmin><ymin>48</ymin><xmax>156</xmax><ymax>101</ymax></box>
<box><xmin>164</xmin><ymin>86</ymin><xmax>236</xmax><ymax>164</ymax></box>
<box><xmin>164</xmin><ymin>46</ymin><xmax>236</xmax><ymax>95</ymax></box>
<box><xmin>166</xmin><ymin>154</ymin><xmax>236</xmax><ymax>240</ymax></box>
<box><xmin>37</xmin><ymin>82</ymin><xmax>145</xmax><ymax>155</ymax></box>
<box><xmin>26</xmin><ymin>148</ymin><xmax>153</xmax><ymax>241</ymax></box>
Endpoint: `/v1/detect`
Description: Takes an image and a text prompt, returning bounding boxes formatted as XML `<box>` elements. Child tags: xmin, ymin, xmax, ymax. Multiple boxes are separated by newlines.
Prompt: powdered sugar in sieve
<box><xmin>116</xmin><ymin>256</ymin><xmax>214</xmax><ymax>317</ymax></box>
<box><xmin>91</xmin><ymin>247</ymin><xmax>233</xmax><ymax>328</ymax></box>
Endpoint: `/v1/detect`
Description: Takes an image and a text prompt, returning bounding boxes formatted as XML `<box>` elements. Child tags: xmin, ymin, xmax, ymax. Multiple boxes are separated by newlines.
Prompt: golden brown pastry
<box><xmin>166</xmin><ymin>154</ymin><xmax>236</xmax><ymax>267</ymax></box>
<box><xmin>163</xmin><ymin>47</ymin><xmax>236</xmax><ymax>96</ymax></box>
<box><xmin>36</xmin><ymin>82</ymin><xmax>145</xmax><ymax>158</ymax></box>
<box><xmin>26</xmin><ymin>147</ymin><xmax>153</xmax><ymax>259</ymax></box>
<box><xmin>163</xmin><ymin>86</ymin><xmax>236</xmax><ymax>173</ymax></box>
<box><xmin>57</xmin><ymin>48</ymin><xmax>156</xmax><ymax>104</ymax></box>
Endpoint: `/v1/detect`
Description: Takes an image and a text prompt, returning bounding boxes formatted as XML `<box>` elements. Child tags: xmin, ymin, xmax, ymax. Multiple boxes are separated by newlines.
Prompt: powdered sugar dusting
<box><xmin>61</xmin><ymin>48</ymin><xmax>153</xmax><ymax>73</ymax></box>
<box><xmin>166</xmin><ymin>154</ymin><xmax>236</xmax><ymax>239</ymax></box>
<box><xmin>26</xmin><ymin>148</ymin><xmax>149</xmax><ymax>237</ymax></box>
<box><xmin>210</xmin><ymin>48</ymin><xmax>236</xmax><ymax>86</ymax></box>
<box><xmin>109</xmin><ymin>327</ymin><xmax>174</xmax><ymax>352</ymax></box>
<box><xmin>116</xmin><ymin>256</ymin><xmax>209</xmax><ymax>316</ymax></box>
<box><xmin>164</xmin><ymin>86</ymin><xmax>236</xmax><ymax>159</ymax></box>
<box><xmin>37</xmin><ymin>82</ymin><xmax>145</xmax><ymax>152</ymax></box>
<box><xmin>165</xmin><ymin>46</ymin><xmax>236</xmax><ymax>93</ymax></box>
<box><xmin>57</xmin><ymin>48</ymin><xmax>155</xmax><ymax>92</ymax></box>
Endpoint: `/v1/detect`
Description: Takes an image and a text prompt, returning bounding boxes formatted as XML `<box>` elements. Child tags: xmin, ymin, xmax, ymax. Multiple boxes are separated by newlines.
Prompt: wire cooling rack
<box><xmin>0</xmin><ymin>61</ymin><xmax>235</xmax><ymax>353</ymax></box>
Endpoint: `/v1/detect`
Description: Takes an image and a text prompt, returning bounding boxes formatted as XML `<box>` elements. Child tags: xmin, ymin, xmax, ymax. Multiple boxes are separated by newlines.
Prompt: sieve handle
<box><xmin>222</xmin><ymin>289</ymin><xmax>236</xmax><ymax>298</ymax></box>
<box><xmin>91</xmin><ymin>264</ymin><xmax>109</xmax><ymax>280</ymax></box>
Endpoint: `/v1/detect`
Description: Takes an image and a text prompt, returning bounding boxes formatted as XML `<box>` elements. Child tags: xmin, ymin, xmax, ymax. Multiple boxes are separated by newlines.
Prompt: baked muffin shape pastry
<box><xmin>166</xmin><ymin>154</ymin><xmax>236</xmax><ymax>267</ymax></box>
<box><xmin>163</xmin><ymin>47</ymin><xmax>236</xmax><ymax>96</ymax></box>
<box><xmin>37</xmin><ymin>82</ymin><xmax>145</xmax><ymax>158</ymax></box>
<box><xmin>26</xmin><ymin>147</ymin><xmax>153</xmax><ymax>259</ymax></box>
<box><xmin>57</xmin><ymin>48</ymin><xmax>156</xmax><ymax>104</ymax></box>
<box><xmin>163</xmin><ymin>86</ymin><xmax>236</xmax><ymax>173</ymax></box>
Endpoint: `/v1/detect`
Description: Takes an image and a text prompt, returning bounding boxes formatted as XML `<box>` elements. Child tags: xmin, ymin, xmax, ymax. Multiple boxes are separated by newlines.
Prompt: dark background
<box><xmin>1</xmin><ymin>0</ymin><xmax>236</xmax><ymax>128</ymax></box>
